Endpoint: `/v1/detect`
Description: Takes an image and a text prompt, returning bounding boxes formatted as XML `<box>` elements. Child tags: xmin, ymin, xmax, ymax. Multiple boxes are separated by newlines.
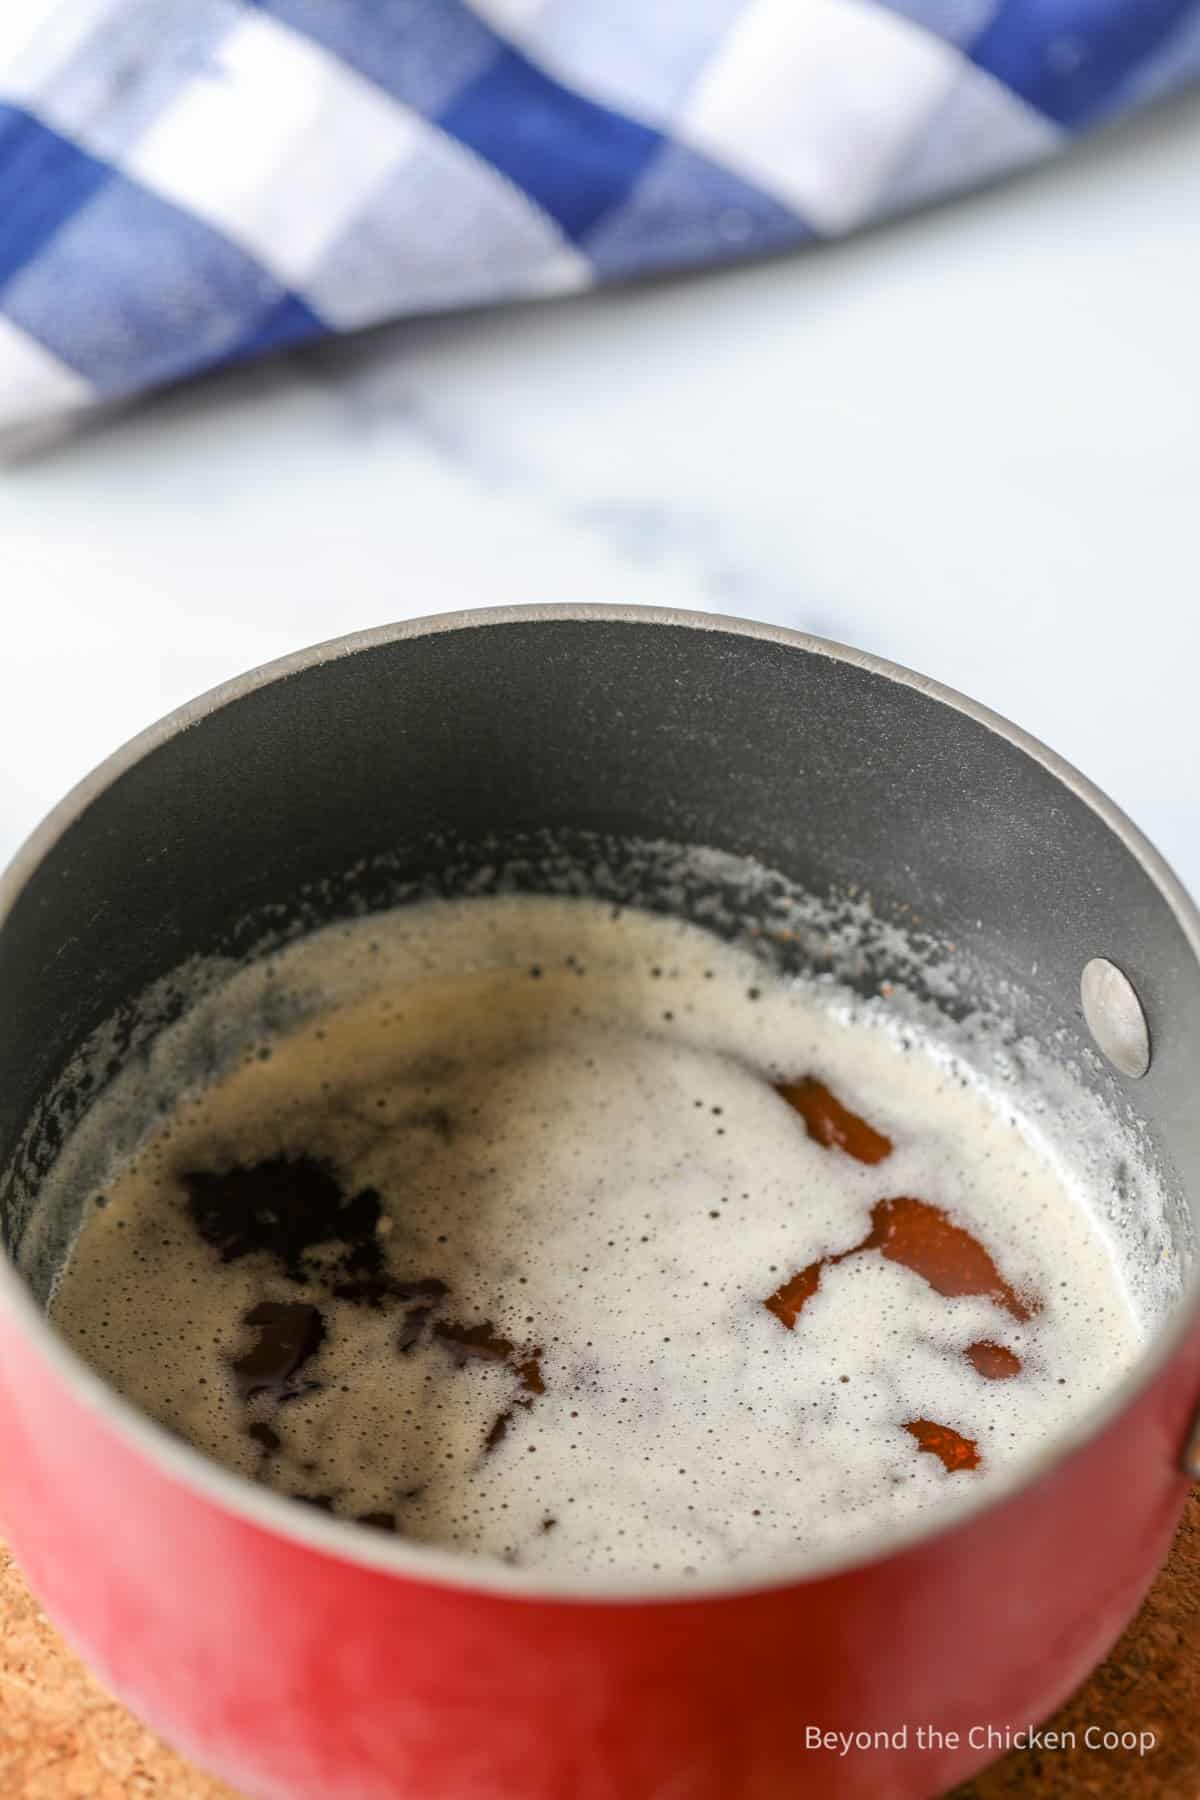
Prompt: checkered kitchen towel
<box><xmin>2</xmin><ymin>0</ymin><xmax>1198</xmax><ymax>429</ymax></box>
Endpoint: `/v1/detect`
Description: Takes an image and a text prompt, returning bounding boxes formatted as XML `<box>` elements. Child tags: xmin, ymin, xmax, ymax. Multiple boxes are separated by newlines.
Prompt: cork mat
<box><xmin>3</xmin><ymin>1498</ymin><xmax>1198</xmax><ymax>1799</ymax></box>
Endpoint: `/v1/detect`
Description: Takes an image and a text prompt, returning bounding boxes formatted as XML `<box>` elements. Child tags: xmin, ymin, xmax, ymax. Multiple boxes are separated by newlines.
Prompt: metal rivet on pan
<box><xmin>1080</xmin><ymin>958</ymin><xmax>1151</xmax><ymax>1079</ymax></box>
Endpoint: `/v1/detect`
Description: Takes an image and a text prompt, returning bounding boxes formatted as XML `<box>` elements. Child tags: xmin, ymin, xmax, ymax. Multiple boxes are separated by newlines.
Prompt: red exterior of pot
<box><xmin>1</xmin><ymin>1297</ymin><xmax>1197</xmax><ymax>1800</ymax></box>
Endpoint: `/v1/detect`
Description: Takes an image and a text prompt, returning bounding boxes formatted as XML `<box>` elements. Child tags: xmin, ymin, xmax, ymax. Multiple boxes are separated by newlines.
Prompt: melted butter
<box><xmin>47</xmin><ymin>896</ymin><xmax>1144</xmax><ymax>1576</ymax></box>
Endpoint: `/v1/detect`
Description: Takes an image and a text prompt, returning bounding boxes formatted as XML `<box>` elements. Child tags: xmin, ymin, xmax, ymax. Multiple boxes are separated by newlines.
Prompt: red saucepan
<box><xmin>1</xmin><ymin>608</ymin><xmax>1197</xmax><ymax>1798</ymax></box>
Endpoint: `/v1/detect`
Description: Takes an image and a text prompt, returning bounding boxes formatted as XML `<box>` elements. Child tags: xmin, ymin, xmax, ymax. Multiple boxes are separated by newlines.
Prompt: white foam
<box><xmin>47</xmin><ymin>895</ymin><xmax>1150</xmax><ymax>1576</ymax></box>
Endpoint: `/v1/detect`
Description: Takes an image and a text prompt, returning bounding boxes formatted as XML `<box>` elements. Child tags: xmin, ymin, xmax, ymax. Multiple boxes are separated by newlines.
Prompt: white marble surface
<box><xmin>2</xmin><ymin>93</ymin><xmax>1199</xmax><ymax>896</ymax></box>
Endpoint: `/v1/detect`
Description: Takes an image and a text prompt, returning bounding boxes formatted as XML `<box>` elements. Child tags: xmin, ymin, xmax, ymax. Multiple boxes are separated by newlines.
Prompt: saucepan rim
<box><xmin>1</xmin><ymin>603</ymin><xmax>1197</xmax><ymax>1603</ymax></box>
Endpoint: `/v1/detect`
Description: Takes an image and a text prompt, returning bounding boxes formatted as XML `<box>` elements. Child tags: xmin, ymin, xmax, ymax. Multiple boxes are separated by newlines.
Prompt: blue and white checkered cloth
<box><xmin>2</xmin><ymin>0</ymin><xmax>1198</xmax><ymax>428</ymax></box>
